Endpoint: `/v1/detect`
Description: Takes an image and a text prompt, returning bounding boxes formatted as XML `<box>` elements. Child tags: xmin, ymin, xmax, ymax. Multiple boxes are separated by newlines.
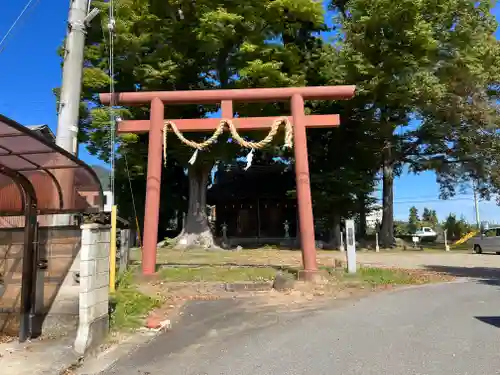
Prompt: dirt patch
<box><xmin>249</xmin><ymin>268</ymin><xmax>453</xmax><ymax>310</ymax></box>
<box><xmin>134</xmin><ymin>266</ymin><xmax>454</xmax><ymax>324</ymax></box>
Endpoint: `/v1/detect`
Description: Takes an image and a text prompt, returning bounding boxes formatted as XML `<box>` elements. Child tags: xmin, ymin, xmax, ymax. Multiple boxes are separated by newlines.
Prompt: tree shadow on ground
<box><xmin>424</xmin><ymin>265</ymin><xmax>500</xmax><ymax>286</ymax></box>
<box><xmin>424</xmin><ymin>265</ymin><xmax>500</xmax><ymax>330</ymax></box>
<box><xmin>475</xmin><ymin>316</ymin><xmax>500</xmax><ymax>328</ymax></box>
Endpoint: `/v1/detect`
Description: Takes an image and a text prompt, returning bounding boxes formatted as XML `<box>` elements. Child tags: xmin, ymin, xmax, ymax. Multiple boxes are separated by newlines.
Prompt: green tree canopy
<box><xmin>327</xmin><ymin>0</ymin><xmax>500</xmax><ymax>247</ymax></box>
<box><xmin>62</xmin><ymin>0</ymin><xmax>500</xmax><ymax>251</ymax></box>
<box><xmin>72</xmin><ymin>0</ymin><xmax>329</xmax><ymax>247</ymax></box>
<box><xmin>444</xmin><ymin>213</ymin><xmax>472</xmax><ymax>240</ymax></box>
<box><xmin>422</xmin><ymin>207</ymin><xmax>438</xmax><ymax>227</ymax></box>
<box><xmin>408</xmin><ymin>206</ymin><xmax>419</xmax><ymax>234</ymax></box>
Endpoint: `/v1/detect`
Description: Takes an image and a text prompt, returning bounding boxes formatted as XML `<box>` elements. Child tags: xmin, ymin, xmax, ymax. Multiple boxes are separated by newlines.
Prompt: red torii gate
<box><xmin>100</xmin><ymin>86</ymin><xmax>355</xmax><ymax>279</ymax></box>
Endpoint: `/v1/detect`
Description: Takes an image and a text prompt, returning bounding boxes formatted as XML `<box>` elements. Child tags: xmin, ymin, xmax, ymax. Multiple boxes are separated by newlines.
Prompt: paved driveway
<box><xmin>98</xmin><ymin>278</ymin><xmax>500</xmax><ymax>375</ymax></box>
<box><xmin>349</xmin><ymin>251</ymin><xmax>500</xmax><ymax>271</ymax></box>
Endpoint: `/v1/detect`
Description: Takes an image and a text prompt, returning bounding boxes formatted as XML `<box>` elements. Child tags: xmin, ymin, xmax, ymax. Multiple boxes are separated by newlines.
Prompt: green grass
<box><xmin>353</xmin><ymin>267</ymin><xmax>416</xmax><ymax>285</ymax></box>
<box><xmin>159</xmin><ymin>266</ymin><xmax>279</xmax><ymax>283</ymax></box>
<box><xmin>110</xmin><ymin>269</ymin><xmax>162</xmax><ymax>331</ymax></box>
<box><xmin>158</xmin><ymin>264</ymin><xmax>443</xmax><ymax>287</ymax></box>
<box><xmin>324</xmin><ymin>266</ymin><xmax>439</xmax><ymax>286</ymax></box>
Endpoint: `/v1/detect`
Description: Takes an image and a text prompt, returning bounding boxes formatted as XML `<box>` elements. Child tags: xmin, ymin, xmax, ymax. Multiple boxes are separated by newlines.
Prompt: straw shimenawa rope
<box><xmin>162</xmin><ymin>118</ymin><xmax>293</xmax><ymax>166</ymax></box>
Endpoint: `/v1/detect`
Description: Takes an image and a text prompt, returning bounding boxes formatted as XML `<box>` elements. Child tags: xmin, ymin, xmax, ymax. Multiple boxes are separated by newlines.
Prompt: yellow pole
<box><xmin>109</xmin><ymin>205</ymin><xmax>118</xmax><ymax>292</ymax></box>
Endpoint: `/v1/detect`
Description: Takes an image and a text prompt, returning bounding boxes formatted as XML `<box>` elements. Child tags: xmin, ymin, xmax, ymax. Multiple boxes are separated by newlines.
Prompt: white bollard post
<box><xmin>339</xmin><ymin>231</ymin><xmax>345</xmax><ymax>252</ymax></box>
<box><xmin>444</xmin><ymin>229</ymin><xmax>450</xmax><ymax>252</ymax></box>
<box><xmin>346</xmin><ymin>220</ymin><xmax>357</xmax><ymax>274</ymax></box>
<box><xmin>375</xmin><ymin>232</ymin><xmax>380</xmax><ymax>252</ymax></box>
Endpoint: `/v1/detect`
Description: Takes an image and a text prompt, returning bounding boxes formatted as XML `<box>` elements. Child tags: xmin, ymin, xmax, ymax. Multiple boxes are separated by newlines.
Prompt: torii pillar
<box><xmin>100</xmin><ymin>86</ymin><xmax>355</xmax><ymax>280</ymax></box>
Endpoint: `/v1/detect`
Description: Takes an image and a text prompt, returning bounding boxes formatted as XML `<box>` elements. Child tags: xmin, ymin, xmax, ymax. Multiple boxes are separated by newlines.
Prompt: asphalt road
<box><xmin>100</xmin><ymin>279</ymin><xmax>500</xmax><ymax>375</ymax></box>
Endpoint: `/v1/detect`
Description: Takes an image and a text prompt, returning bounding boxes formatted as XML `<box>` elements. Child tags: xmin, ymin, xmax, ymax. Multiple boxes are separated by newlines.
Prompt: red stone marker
<box><xmin>100</xmin><ymin>85</ymin><xmax>355</xmax><ymax>280</ymax></box>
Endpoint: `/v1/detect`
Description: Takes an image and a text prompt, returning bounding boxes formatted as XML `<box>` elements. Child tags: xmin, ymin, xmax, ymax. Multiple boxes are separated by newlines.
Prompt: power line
<box><xmin>372</xmin><ymin>195</ymin><xmax>479</xmax><ymax>203</ymax></box>
<box><xmin>0</xmin><ymin>0</ymin><xmax>41</xmax><ymax>54</ymax></box>
<box><xmin>376</xmin><ymin>193</ymin><xmax>473</xmax><ymax>200</ymax></box>
<box><xmin>389</xmin><ymin>197</ymin><xmax>476</xmax><ymax>204</ymax></box>
<box><xmin>104</xmin><ymin>0</ymin><xmax>142</xmax><ymax>245</ymax></box>
<box><xmin>400</xmin><ymin>199</ymin><xmax>478</xmax><ymax>204</ymax></box>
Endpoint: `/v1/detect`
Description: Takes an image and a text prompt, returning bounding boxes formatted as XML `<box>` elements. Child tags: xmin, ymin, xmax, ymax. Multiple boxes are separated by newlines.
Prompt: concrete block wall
<box><xmin>119</xmin><ymin>228</ymin><xmax>131</xmax><ymax>274</ymax></box>
<box><xmin>74</xmin><ymin>223</ymin><xmax>111</xmax><ymax>355</ymax></box>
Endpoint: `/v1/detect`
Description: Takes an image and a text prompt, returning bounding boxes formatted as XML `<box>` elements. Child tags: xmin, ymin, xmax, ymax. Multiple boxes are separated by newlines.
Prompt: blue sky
<box><xmin>0</xmin><ymin>1</ymin><xmax>499</xmax><ymax>224</ymax></box>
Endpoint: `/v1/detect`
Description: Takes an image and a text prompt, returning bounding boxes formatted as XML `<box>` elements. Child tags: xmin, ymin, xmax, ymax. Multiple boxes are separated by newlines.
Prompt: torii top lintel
<box><xmin>99</xmin><ymin>85</ymin><xmax>355</xmax><ymax>106</ymax></box>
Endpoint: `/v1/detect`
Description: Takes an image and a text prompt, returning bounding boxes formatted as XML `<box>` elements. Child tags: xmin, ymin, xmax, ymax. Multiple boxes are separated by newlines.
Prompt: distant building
<box><xmin>366</xmin><ymin>206</ymin><xmax>383</xmax><ymax>228</ymax></box>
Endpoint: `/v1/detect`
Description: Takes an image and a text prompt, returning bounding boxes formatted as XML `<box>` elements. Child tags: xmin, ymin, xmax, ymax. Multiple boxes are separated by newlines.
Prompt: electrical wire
<box><xmin>372</xmin><ymin>194</ymin><xmax>483</xmax><ymax>204</ymax></box>
<box><xmin>0</xmin><ymin>0</ymin><xmax>41</xmax><ymax>54</ymax></box>
<box><xmin>388</xmin><ymin>197</ymin><xmax>476</xmax><ymax>204</ymax></box>
<box><xmin>124</xmin><ymin>151</ymin><xmax>142</xmax><ymax>248</ymax></box>
<box><xmin>105</xmin><ymin>0</ymin><xmax>142</xmax><ymax>246</ymax></box>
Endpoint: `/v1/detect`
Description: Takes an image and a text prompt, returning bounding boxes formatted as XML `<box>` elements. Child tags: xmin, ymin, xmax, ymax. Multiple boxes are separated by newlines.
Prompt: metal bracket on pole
<box><xmin>84</xmin><ymin>7</ymin><xmax>100</xmax><ymax>25</ymax></box>
<box><xmin>107</xmin><ymin>17</ymin><xmax>116</xmax><ymax>31</ymax></box>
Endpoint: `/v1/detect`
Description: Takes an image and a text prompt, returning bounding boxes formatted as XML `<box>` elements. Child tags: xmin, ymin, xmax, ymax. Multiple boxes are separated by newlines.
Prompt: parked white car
<box><xmin>472</xmin><ymin>227</ymin><xmax>500</xmax><ymax>254</ymax></box>
<box><xmin>414</xmin><ymin>227</ymin><xmax>438</xmax><ymax>242</ymax></box>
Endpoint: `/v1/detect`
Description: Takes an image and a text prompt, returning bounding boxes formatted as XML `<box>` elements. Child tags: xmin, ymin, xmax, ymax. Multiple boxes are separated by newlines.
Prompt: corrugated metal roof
<box><xmin>26</xmin><ymin>124</ymin><xmax>56</xmax><ymax>142</ymax></box>
<box><xmin>0</xmin><ymin>114</ymin><xmax>103</xmax><ymax>215</ymax></box>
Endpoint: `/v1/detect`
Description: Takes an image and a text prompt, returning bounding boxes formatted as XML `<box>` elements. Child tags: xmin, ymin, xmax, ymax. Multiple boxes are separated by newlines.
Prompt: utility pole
<box><xmin>56</xmin><ymin>0</ymin><xmax>98</xmax><ymax>154</ymax></box>
<box><xmin>473</xmin><ymin>180</ymin><xmax>481</xmax><ymax>229</ymax></box>
<box><xmin>54</xmin><ymin>1</ymin><xmax>99</xmax><ymax>226</ymax></box>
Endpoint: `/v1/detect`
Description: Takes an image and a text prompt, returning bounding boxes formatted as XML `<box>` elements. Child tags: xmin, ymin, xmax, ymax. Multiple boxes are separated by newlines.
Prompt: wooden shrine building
<box><xmin>208</xmin><ymin>164</ymin><xmax>298</xmax><ymax>242</ymax></box>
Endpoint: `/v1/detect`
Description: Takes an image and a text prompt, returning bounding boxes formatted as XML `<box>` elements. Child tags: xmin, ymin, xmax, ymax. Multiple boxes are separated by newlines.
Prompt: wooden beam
<box><xmin>117</xmin><ymin>114</ymin><xmax>340</xmax><ymax>134</ymax></box>
<box><xmin>100</xmin><ymin>86</ymin><xmax>355</xmax><ymax>105</ymax></box>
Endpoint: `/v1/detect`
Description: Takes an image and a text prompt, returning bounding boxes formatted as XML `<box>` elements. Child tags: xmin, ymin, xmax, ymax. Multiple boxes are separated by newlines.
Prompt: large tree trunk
<box><xmin>380</xmin><ymin>142</ymin><xmax>395</xmax><ymax>248</ymax></box>
<box><xmin>358</xmin><ymin>193</ymin><xmax>367</xmax><ymax>239</ymax></box>
<box><xmin>330</xmin><ymin>212</ymin><xmax>342</xmax><ymax>250</ymax></box>
<box><xmin>173</xmin><ymin>163</ymin><xmax>217</xmax><ymax>249</ymax></box>
<box><xmin>176</xmin><ymin>210</ymin><xmax>184</xmax><ymax>233</ymax></box>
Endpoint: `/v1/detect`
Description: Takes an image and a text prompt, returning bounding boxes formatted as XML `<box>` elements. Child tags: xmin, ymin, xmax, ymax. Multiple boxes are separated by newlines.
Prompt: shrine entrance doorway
<box><xmin>100</xmin><ymin>85</ymin><xmax>355</xmax><ymax>280</ymax></box>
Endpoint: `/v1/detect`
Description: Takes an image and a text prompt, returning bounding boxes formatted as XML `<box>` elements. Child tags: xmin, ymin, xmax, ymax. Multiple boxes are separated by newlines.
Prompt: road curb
<box><xmin>73</xmin><ymin>330</ymin><xmax>160</xmax><ymax>374</ymax></box>
<box><xmin>224</xmin><ymin>281</ymin><xmax>273</xmax><ymax>292</ymax></box>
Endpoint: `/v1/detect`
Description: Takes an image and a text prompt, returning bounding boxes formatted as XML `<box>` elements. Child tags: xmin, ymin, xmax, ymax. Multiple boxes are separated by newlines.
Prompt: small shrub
<box><xmin>161</xmin><ymin>237</ymin><xmax>177</xmax><ymax>248</ymax></box>
<box><xmin>262</xmin><ymin>244</ymin><xmax>279</xmax><ymax>250</ymax></box>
